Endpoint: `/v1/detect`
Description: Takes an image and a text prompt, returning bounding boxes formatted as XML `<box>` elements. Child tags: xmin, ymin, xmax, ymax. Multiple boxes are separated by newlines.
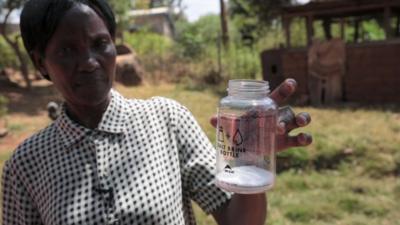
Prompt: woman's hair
<box><xmin>20</xmin><ymin>0</ymin><xmax>116</xmax><ymax>58</ymax></box>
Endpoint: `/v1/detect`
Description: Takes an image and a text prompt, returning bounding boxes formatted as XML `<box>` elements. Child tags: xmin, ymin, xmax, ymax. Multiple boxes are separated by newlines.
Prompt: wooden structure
<box><xmin>261</xmin><ymin>0</ymin><xmax>400</xmax><ymax>104</ymax></box>
<box><xmin>128</xmin><ymin>7</ymin><xmax>175</xmax><ymax>38</ymax></box>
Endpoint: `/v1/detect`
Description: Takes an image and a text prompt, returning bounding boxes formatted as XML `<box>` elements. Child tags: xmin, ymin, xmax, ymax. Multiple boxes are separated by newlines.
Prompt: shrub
<box><xmin>174</xmin><ymin>15</ymin><xmax>220</xmax><ymax>59</ymax></box>
<box><xmin>221</xmin><ymin>44</ymin><xmax>261</xmax><ymax>80</ymax></box>
<box><xmin>124</xmin><ymin>31</ymin><xmax>173</xmax><ymax>57</ymax></box>
<box><xmin>0</xmin><ymin>36</ymin><xmax>19</xmax><ymax>69</ymax></box>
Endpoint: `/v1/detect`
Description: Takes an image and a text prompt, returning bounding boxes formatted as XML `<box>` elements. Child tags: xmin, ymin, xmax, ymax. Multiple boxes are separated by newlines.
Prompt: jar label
<box><xmin>217</xmin><ymin>111</ymin><xmax>276</xmax><ymax>161</ymax></box>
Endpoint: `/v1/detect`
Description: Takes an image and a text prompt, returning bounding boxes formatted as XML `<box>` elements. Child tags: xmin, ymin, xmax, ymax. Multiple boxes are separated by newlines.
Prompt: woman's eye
<box><xmin>95</xmin><ymin>38</ymin><xmax>109</xmax><ymax>48</ymax></box>
<box><xmin>58</xmin><ymin>47</ymin><xmax>72</xmax><ymax>56</ymax></box>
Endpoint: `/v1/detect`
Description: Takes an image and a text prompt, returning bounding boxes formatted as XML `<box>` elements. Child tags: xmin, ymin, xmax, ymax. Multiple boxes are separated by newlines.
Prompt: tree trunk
<box><xmin>1</xmin><ymin>8</ymin><xmax>32</xmax><ymax>89</ymax></box>
<box><xmin>354</xmin><ymin>19</ymin><xmax>360</xmax><ymax>43</ymax></box>
<box><xmin>219</xmin><ymin>0</ymin><xmax>229</xmax><ymax>48</ymax></box>
<box><xmin>14</xmin><ymin>39</ymin><xmax>31</xmax><ymax>89</ymax></box>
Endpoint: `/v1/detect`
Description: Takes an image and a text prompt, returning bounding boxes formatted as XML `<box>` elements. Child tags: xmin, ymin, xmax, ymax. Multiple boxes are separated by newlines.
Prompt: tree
<box><xmin>108</xmin><ymin>0</ymin><xmax>132</xmax><ymax>44</ymax></box>
<box><xmin>229</xmin><ymin>0</ymin><xmax>292</xmax><ymax>45</ymax></box>
<box><xmin>0</xmin><ymin>0</ymin><xmax>31</xmax><ymax>88</ymax></box>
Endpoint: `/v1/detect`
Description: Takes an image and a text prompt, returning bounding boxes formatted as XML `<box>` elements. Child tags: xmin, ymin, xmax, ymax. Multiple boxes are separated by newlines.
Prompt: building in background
<box><xmin>261</xmin><ymin>0</ymin><xmax>400</xmax><ymax>105</ymax></box>
<box><xmin>128</xmin><ymin>6</ymin><xmax>177</xmax><ymax>38</ymax></box>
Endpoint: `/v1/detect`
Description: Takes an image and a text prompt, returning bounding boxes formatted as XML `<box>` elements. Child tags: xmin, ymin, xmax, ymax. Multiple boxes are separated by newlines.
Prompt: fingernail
<box><xmin>297</xmin><ymin>115</ymin><xmax>307</xmax><ymax>126</ymax></box>
<box><xmin>300</xmin><ymin>133</ymin><xmax>312</xmax><ymax>145</ymax></box>
<box><xmin>286</xmin><ymin>79</ymin><xmax>297</xmax><ymax>88</ymax></box>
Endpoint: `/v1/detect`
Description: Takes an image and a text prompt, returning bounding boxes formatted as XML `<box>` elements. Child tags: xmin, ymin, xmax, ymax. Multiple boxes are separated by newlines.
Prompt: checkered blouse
<box><xmin>2</xmin><ymin>90</ymin><xmax>230</xmax><ymax>225</ymax></box>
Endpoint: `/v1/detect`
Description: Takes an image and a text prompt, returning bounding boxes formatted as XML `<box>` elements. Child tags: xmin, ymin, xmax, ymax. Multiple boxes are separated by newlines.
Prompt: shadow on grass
<box><xmin>0</xmin><ymin>80</ymin><xmax>62</xmax><ymax>116</ymax></box>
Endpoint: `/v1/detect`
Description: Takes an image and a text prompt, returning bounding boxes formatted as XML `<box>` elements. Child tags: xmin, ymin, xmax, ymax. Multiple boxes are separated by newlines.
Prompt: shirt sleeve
<box><xmin>1</xmin><ymin>160</ymin><xmax>43</xmax><ymax>225</ymax></box>
<box><xmin>169</xmin><ymin>100</ymin><xmax>232</xmax><ymax>214</ymax></box>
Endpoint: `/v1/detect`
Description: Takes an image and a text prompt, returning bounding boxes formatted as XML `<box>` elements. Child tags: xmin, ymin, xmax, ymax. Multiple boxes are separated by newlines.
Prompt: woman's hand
<box><xmin>270</xmin><ymin>79</ymin><xmax>312</xmax><ymax>151</ymax></box>
<box><xmin>210</xmin><ymin>78</ymin><xmax>312</xmax><ymax>152</ymax></box>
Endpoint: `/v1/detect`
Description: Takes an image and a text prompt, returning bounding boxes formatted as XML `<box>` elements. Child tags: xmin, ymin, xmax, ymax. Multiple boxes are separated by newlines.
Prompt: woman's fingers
<box><xmin>278</xmin><ymin>107</ymin><xmax>311</xmax><ymax>133</ymax></box>
<box><xmin>269</xmin><ymin>78</ymin><xmax>297</xmax><ymax>105</ymax></box>
<box><xmin>295</xmin><ymin>112</ymin><xmax>311</xmax><ymax>127</ymax></box>
<box><xmin>277</xmin><ymin>133</ymin><xmax>312</xmax><ymax>151</ymax></box>
<box><xmin>278</xmin><ymin>106</ymin><xmax>296</xmax><ymax>132</ymax></box>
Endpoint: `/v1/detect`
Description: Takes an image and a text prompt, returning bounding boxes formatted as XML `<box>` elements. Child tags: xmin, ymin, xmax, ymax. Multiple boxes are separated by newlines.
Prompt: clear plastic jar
<box><xmin>215</xmin><ymin>80</ymin><xmax>278</xmax><ymax>194</ymax></box>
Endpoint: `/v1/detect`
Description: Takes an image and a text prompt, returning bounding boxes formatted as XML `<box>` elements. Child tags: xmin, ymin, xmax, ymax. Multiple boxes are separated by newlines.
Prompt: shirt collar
<box><xmin>55</xmin><ymin>89</ymin><xmax>128</xmax><ymax>149</ymax></box>
<box><xmin>96</xmin><ymin>89</ymin><xmax>128</xmax><ymax>134</ymax></box>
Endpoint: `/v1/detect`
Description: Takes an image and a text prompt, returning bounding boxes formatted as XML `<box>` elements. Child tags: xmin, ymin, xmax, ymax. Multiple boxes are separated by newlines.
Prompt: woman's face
<box><xmin>41</xmin><ymin>4</ymin><xmax>116</xmax><ymax>107</ymax></box>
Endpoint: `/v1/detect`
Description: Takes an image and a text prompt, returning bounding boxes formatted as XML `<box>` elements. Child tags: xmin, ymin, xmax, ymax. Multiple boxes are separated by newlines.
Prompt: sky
<box><xmin>2</xmin><ymin>0</ymin><xmax>312</xmax><ymax>24</ymax></box>
<box><xmin>182</xmin><ymin>0</ymin><xmax>220</xmax><ymax>22</ymax></box>
<box><xmin>180</xmin><ymin>0</ymin><xmax>311</xmax><ymax>22</ymax></box>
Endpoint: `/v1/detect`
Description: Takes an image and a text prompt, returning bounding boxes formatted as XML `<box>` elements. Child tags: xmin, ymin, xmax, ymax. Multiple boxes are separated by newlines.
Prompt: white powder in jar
<box><xmin>215</xmin><ymin>165</ymin><xmax>274</xmax><ymax>194</ymax></box>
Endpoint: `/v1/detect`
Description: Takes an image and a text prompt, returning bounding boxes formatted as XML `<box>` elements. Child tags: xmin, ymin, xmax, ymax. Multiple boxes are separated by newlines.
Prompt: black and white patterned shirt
<box><xmin>2</xmin><ymin>90</ymin><xmax>231</xmax><ymax>225</ymax></box>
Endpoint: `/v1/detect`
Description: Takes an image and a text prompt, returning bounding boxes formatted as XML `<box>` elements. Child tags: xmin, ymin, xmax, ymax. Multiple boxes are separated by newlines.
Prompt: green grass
<box><xmin>1</xmin><ymin>83</ymin><xmax>399</xmax><ymax>225</ymax></box>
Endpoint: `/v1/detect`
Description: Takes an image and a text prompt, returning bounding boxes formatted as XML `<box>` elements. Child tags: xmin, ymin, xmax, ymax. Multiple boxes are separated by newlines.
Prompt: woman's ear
<box><xmin>30</xmin><ymin>51</ymin><xmax>51</xmax><ymax>81</ymax></box>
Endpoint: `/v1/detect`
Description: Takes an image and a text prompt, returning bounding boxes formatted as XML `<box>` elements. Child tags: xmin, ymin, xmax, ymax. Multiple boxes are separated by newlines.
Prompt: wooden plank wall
<box><xmin>262</xmin><ymin>42</ymin><xmax>400</xmax><ymax>104</ymax></box>
<box><xmin>346</xmin><ymin>42</ymin><xmax>400</xmax><ymax>103</ymax></box>
<box><xmin>281</xmin><ymin>49</ymin><xmax>309</xmax><ymax>103</ymax></box>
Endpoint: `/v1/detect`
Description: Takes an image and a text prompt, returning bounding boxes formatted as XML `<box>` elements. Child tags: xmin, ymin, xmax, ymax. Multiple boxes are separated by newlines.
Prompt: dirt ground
<box><xmin>0</xmin><ymin>72</ymin><xmax>62</xmax><ymax>152</ymax></box>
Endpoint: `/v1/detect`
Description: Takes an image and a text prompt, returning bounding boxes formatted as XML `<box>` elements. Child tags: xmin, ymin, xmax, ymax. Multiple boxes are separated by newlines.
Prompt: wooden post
<box><xmin>396</xmin><ymin>14</ymin><xmax>400</xmax><ymax>37</ymax></box>
<box><xmin>384</xmin><ymin>7</ymin><xmax>392</xmax><ymax>39</ymax></box>
<box><xmin>354</xmin><ymin>19</ymin><xmax>359</xmax><ymax>43</ymax></box>
<box><xmin>283</xmin><ymin>17</ymin><xmax>291</xmax><ymax>48</ymax></box>
<box><xmin>340</xmin><ymin>18</ymin><xmax>345</xmax><ymax>40</ymax></box>
<box><xmin>306</xmin><ymin>14</ymin><xmax>314</xmax><ymax>46</ymax></box>
<box><xmin>322</xmin><ymin>18</ymin><xmax>332</xmax><ymax>40</ymax></box>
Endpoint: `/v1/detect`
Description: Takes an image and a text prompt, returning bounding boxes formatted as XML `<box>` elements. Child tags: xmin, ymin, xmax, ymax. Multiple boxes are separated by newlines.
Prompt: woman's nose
<box><xmin>78</xmin><ymin>52</ymin><xmax>100</xmax><ymax>72</ymax></box>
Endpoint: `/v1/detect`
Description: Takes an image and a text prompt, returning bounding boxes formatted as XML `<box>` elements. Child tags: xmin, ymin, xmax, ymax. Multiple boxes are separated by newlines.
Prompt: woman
<box><xmin>1</xmin><ymin>0</ymin><xmax>312</xmax><ymax>224</ymax></box>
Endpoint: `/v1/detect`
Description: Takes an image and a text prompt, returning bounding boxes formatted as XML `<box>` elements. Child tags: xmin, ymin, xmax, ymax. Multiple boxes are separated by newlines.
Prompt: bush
<box><xmin>0</xmin><ymin>35</ymin><xmax>34</xmax><ymax>73</ymax></box>
<box><xmin>0</xmin><ymin>36</ymin><xmax>19</xmax><ymax>69</ymax></box>
<box><xmin>221</xmin><ymin>44</ymin><xmax>261</xmax><ymax>80</ymax></box>
<box><xmin>123</xmin><ymin>31</ymin><xmax>176</xmax><ymax>82</ymax></box>
<box><xmin>174</xmin><ymin>15</ymin><xmax>220</xmax><ymax>59</ymax></box>
<box><xmin>124</xmin><ymin>31</ymin><xmax>173</xmax><ymax>57</ymax></box>
<box><xmin>174</xmin><ymin>15</ymin><xmax>262</xmax><ymax>83</ymax></box>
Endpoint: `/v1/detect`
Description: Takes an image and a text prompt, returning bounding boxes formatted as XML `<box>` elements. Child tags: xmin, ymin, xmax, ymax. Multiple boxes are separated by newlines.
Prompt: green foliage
<box><xmin>124</xmin><ymin>31</ymin><xmax>173</xmax><ymax>57</ymax></box>
<box><xmin>0</xmin><ymin>36</ymin><xmax>18</xmax><ymax>69</ymax></box>
<box><xmin>175</xmin><ymin>15</ymin><xmax>220</xmax><ymax>58</ymax></box>
<box><xmin>221</xmin><ymin>45</ymin><xmax>261</xmax><ymax>79</ymax></box>
<box><xmin>255</xmin><ymin>22</ymin><xmax>284</xmax><ymax>50</ymax></box>
<box><xmin>229</xmin><ymin>0</ymin><xmax>291</xmax><ymax>44</ymax></box>
<box><xmin>134</xmin><ymin>0</ymin><xmax>151</xmax><ymax>9</ymax></box>
<box><xmin>108</xmin><ymin>0</ymin><xmax>132</xmax><ymax>41</ymax></box>
<box><xmin>173</xmin><ymin>15</ymin><xmax>261</xmax><ymax>81</ymax></box>
<box><xmin>360</xmin><ymin>19</ymin><xmax>386</xmax><ymax>41</ymax></box>
<box><xmin>123</xmin><ymin>31</ymin><xmax>177</xmax><ymax>82</ymax></box>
